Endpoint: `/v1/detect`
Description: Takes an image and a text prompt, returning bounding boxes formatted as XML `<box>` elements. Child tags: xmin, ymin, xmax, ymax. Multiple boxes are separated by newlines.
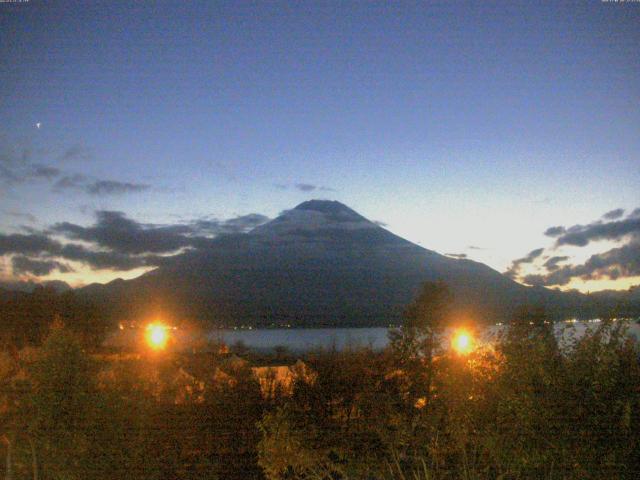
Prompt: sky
<box><xmin>1</xmin><ymin>1</ymin><xmax>639</xmax><ymax>292</ymax></box>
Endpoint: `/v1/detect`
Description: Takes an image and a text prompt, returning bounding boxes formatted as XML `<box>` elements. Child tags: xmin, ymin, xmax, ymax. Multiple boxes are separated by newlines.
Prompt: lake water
<box><xmin>105</xmin><ymin>320</ymin><xmax>640</xmax><ymax>353</ymax></box>
<box><xmin>212</xmin><ymin>321</ymin><xmax>640</xmax><ymax>352</ymax></box>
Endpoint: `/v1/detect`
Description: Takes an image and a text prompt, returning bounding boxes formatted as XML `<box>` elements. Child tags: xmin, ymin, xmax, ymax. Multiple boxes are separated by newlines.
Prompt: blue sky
<box><xmin>1</xmin><ymin>1</ymin><xmax>639</xmax><ymax>290</ymax></box>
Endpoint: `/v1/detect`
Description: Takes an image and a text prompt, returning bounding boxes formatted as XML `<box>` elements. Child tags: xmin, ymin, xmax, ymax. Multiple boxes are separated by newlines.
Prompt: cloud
<box><xmin>4</xmin><ymin>211</ymin><xmax>37</xmax><ymax>223</ymax></box>
<box><xmin>53</xmin><ymin>175</ymin><xmax>150</xmax><ymax>196</ymax></box>
<box><xmin>86</xmin><ymin>180</ymin><xmax>150</xmax><ymax>195</ymax></box>
<box><xmin>211</xmin><ymin>213</ymin><xmax>270</xmax><ymax>233</ymax></box>
<box><xmin>51</xmin><ymin>211</ymin><xmax>193</xmax><ymax>254</ymax></box>
<box><xmin>467</xmin><ymin>245</ymin><xmax>485</xmax><ymax>250</ymax></box>
<box><xmin>12</xmin><ymin>255</ymin><xmax>72</xmax><ymax>276</ymax></box>
<box><xmin>0</xmin><ymin>210</ymin><xmax>268</xmax><ymax>275</ymax></box>
<box><xmin>522</xmin><ymin>241</ymin><xmax>640</xmax><ymax>287</ymax></box>
<box><xmin>517</xmin><ymin>207</ymin><xmax>640</xmax><ymax>286</ymax></box>
<box><xmin>58</xmin><ymin>244</ymin><xmax>164</xmax><ymax>271</ymax></box>
<box><xmin>542</xmin><ymin>207</ymin><xmax>640</xmax><ymax>247</ymax></box>
<box><xmin>295</xmin><ymin>183</ymin><xmax>318</xmax><ymax>192</ymax></box>
<box><xmin>30</xmin><ymin>165</ymin><xmax>61</xmax><ymax>179</ymax></box>
<box><xmin>504</xmin><ymin>247</ymin><xmax>545</xmax><ymax>278</ymax></box>
<box><xmin>58</xmin><ymin>144</ymin><xmax>91</xmax><ymax>162</ymax></box>
<box><xmin>0</xmin><ymin>233</ymin><xmax>62</xmax><ymax>256</ymax></box>
<box><xmin>445</xmin><ymin>253</ymin><xmax>467</xmax><ymax>259</ymax></box>
<box><xmin>0</xmin><ymin>146</ymin><xmax>61</xmax><ymax>185</ymax></box>
<box><xmin>0</xmin><ymin>230</ymin><xmax>170</xmax><ymax>274</ymax></box>
<box><xmin>1</xmin><ymin>141</ymin><xmax>149</xmax><ymax>196</ymax></box>
<box><xmin>276</xmin><ymin>183</ymin><xmax>336</xmax><ymax>192</ymax></box>
<box><xmin>555</xmin><ymin>216</ymin><xmax>640</xmax><ymax>247</ymax></box>
<box><xmin>52</xmin><ymin>174</ymin><xmax>87</xmax><ymax>191</ymax></box>
<box><xmin>629</xmin><ymin>208</ymin><xmax>640</xmax><ymax>219</ymax></box>
<box><xmin>603</xmin><ymin>208</ymin><xmax>625</xmax><ymax>220</ymax></box>
<box><xmin>544</xmin><ymin>226</ymin><xmax>566</xmax><ymax>237</ymax></box>
<box><xmin>543</xmin><ymin>255</ymin><xmax>569</xmax><ymax>272</ymax></box>
<box><xmin>51</xmin><ymin>210</ymin><xmax>270</xmax><ymax>256</ymax></box>
<box><xmin>193</xmin><ymin>213</ymin><xmax>269</xmax><ymax>235</ymax></box>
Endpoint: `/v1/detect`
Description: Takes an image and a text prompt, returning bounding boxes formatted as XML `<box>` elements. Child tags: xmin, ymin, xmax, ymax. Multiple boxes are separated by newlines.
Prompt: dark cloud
<box><xmin>544</xmin><ymin>226</ymin><xmax>566</xmax><ymax>237</ymax></box>
<box><xmin>603</xmin><ymin>208</ymin><xmax>625</xmax><ymax>220</ymax></box>
<box><xmin>542</xmin><ymin>207</ymin><xmax>640</xmax><ymax>247</ymax></box>
<box><xmin>52</xmin><ymin>211</ymin><xmax>193</xmax><ymax>254</ymax></box>
<box><xmin>2</xmin><ymin>209</ymin><xmax>270</xmax><ymax>277</ymax></box>
<box><xmin>31</xmin><ymin>165</ymin><xmax>61</xmax><ymax>180</ymax></box>
<box><xmin>1</xmin><ymin>142</ymin><xmax>148</xmax><ymax>195</ymax></box>
<box><xmin>53</xmin><ymin>174</ymin><xmax>87</xmax><ymax>191</ymax></box>
<box><xmin>295</xmin><ymin>183</ymin><xmax>318</xmax><ymax>192</ymax></box>
<box><xmin>504</xmin><ymin>248</ymin><xmax>545</xmax><ymax>278</ymax></box>
<box><xmin>275</xmin><ymin>183</ymin><xmax>335</xmax><ymax>192</ymax></box>
<box><xmin>517</xmin><ymin>248</ymin><xmax>544</xmax><ymax>264</ymax></box>
<box><xmin>54</xmin><ymin>175</ymin><xmax>150</xmax><ymax>196</ymax></box>
<box><xmin>467</xmin><ymin>245</ymin><xmax>485</xmax><ymax>250</ymax></box>
<box><xmin>0</xmin><ymin>233</ymin><xmax>62</xmax><ymax>256</ymax></box>
<box><xmin>12</xmin><ymin>255</ymin><xmax>72</xmax><ymax>276</ymax></box>
<box><xmin>86</xmin><ymin>180</ymin><xmax>150</xmax><ymax>195</ymax></box>
<box><xmin>518</xmin><ymin>208</ymin><xmax>640</xmax><ymax>286</ymax></box>
<box><xmin>48</xmin><ymin>209</ymin><xmax>270</xmax><ymax>258</ymax></box>
<box><xmin>0</xmin><ymin>231</ymin><xmax>168</xmax><ymax>274</ymax></box>
<box><xmin>522</xmin><ymin>241</ymin><xmax>640</xmax><ymax>287</ymax></box>
<box><xmin>58</xmin><ymin>144</ymin><xmax>91</xmax><ymax>162</ymax></box>
<box><xmin>445</xmin><ymin>253</ymin><xmax>467</xmax><ymax>259</ymax></box>
<box><xmin>0</xmin><ymin>146</ymin><xmax>61</xmax><ymax>185</ymax></box>
<box><xmin>0</xmin><ymin>157</ymin><xmax>61</xmax><ymax>185</ymax></box>
<box><xmin>58</xmin><ymin>244</ymin><xmax>163</xmax><ymax>271</ymax></box>
<box><xmin>543</xmin><ymin>255</ymin><xmax>569</xmax><ymax>272</ymax></box>
<box><xmin>555</xmin><ymin>216</ymin><xmax>640</xmax><ymax>247</ymax></box>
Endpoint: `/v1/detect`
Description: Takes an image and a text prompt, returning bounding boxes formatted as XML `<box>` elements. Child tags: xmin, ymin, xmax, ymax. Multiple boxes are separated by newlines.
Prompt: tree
<box><xmin>389</xmin><ymin>281</ymin><xmax>452</xmax><ymax>402</ymax></box>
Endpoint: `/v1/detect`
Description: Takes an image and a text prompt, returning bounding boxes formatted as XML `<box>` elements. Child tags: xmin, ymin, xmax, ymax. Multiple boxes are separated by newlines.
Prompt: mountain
<box><xmin>78</xmin><ymin>200</ymin><xmax>618</xmax><ymax>327</ymax></box>
<box><xmin>0</xmin><ymin>279</ymin><xmax>71</xmax><ymax>293</ymax></box>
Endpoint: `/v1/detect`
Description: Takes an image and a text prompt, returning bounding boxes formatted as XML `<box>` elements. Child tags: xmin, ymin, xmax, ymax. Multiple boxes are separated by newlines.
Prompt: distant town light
<box><xmin>146</xmin><ymin>323</ymin><xmax>169</xmax><ymax>350</ymax></box>
<box><xmin>452</xmin><ymin>329</ymin><xmax>473</xmax><ymax>355</ymax></box>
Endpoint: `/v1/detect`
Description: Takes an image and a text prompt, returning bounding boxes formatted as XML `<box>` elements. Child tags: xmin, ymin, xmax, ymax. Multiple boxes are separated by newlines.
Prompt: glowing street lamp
<box><xmin>146</xmin><ymin>323</ymin><xmax>169</xmax><ymax>350</ymax></box>
<box><xmin>451</xmin><ymin>329</ymin><xmax>473</xmax><ymax>355</ymax></box>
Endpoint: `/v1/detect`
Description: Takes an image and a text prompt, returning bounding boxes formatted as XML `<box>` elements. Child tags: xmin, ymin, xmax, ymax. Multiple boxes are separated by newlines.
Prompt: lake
<box><xmin>105</xmin><ymin>320</ymin><xmax>640</xmax><ymax>353</ymax></box>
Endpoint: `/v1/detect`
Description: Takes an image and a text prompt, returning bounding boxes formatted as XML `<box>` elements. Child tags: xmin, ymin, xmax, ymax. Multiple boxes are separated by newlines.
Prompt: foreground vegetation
<box><xmin>0</xmin><ymin>283</ymin><xmax>639</xmax><ymax>479</ymax></box>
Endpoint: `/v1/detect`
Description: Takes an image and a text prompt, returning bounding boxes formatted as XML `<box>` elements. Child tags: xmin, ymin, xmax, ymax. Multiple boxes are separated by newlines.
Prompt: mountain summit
<box><xmin>81</xmin><ymin>200</ymin><xmax>582</xmax><ymax>326</ymax></box>
<box><xmin>293</xmin><ymin>199</ymin><xmax>363</xmax><ymax>216</ymax></box>
<box><xmin>251</xmin><ymin>200</ymin><xmax>376</xmax><ymax>238</ymax></box>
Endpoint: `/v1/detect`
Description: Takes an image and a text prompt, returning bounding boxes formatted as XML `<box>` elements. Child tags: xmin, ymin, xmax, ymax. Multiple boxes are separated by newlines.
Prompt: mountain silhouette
<box><xmin>79</xmin><ymin>200</ymin><xmax>604</xmax><ymax>326</ymax></box>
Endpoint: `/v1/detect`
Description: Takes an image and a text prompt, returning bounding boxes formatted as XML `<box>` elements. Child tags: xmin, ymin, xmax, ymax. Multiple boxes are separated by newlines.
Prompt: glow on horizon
<box><xmin>562</xmin><ymin>276</ymin><xmax>640</xmax><ymax>294</ymax></box>
<box><xmin>0</xmin><ymin>262</ymin><xmax>156</xmax><ymax>289</ymax></box>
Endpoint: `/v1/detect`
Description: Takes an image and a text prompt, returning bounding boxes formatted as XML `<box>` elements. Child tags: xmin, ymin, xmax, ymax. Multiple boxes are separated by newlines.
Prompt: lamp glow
<box><xmin>146</xmin><ymin>323</ymin><xmax>169</xmax><ymax>350</ymax></box>
<box><xmin>452</xmin><ymin>329</ymin><xmax>473</xmax><ymax>355</ymax></box>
